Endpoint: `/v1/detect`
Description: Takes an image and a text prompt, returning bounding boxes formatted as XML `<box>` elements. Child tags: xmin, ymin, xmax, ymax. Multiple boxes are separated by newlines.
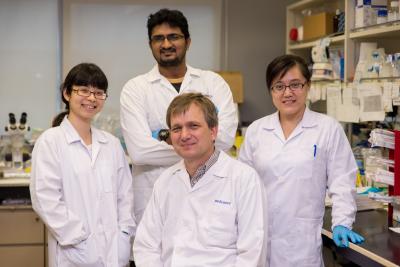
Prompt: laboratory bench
<box><xmin>323</xmin><ymin>207</ymin><xmax>400</xmax><ymax>267</ymax></box>
<box><xmin>0</xmin><ymin>177</ymin><xmax>47</xmax><ymax>267</ymax></box>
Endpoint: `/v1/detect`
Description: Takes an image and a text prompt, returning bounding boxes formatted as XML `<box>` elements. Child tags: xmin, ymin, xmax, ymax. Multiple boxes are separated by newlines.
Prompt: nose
<box><xmin>180</xmin><ymin>127</ymin><xmax>191</xmax><ymax>140</ymax></box>
<box><xmin>161</xmin><ymin>38</ymin><xmax>173</xmax><ymax>48</ymax></box>
<box><xmin>282</xmin><ymin>86</ymin><xmax>293</xmax><ymax>96</ymax></box>
<box><xmin>87</xmin><ymin>92</ymin><xmax>96</xmax><ymax>101</ymax></box>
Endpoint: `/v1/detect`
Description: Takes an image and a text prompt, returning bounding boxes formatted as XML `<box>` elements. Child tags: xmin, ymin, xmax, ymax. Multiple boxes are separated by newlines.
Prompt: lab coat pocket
<box><xmin>297</xmin><ymin>145</ymin><xmax>325</xmax><ymax>180</ymax></box>
<box><xmin>99</xmin><ymin>163</ymin><xmax>114</xmax><ymax>193</ymax></box>
<box><xmin>291</xmin><ymin>217</ymin><xmax>322</xmax><ymax>266</ymax></box>
<box><xmin>62</xmin><ymin>233</ymin><xmax>100</xmax><ymax>266</ymax></box>
<box><xmin>118</xmin><ymin>231</ymin><xmax>132</xmax><ymax>267</ymax></box>
<box><xmin>206</xmin><ymin>205</ymin><xmax>237</xmax><ymax>246</ymax></box>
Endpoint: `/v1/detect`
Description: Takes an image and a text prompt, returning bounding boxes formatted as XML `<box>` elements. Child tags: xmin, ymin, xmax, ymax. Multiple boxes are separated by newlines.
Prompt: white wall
<box><xmin>62</xmin><ymin>0</ymin><xmax>223</xmax><ymax>114</ymax></box>
<box><xmin>0</xmin><ymin>0</ymin><xmax>60</xmax><ymax>133</ymax></box>
<box><xmin>226</xmin><ymin>0</ymin><xmax>292</xmax><ymax>123</ymax></box>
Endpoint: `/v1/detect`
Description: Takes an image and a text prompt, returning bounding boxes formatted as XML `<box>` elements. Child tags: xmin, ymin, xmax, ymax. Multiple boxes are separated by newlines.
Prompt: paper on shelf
<box><xmin>358</xmin><ymin>83</ymin><xmax>385</xmax><ymax>122</ymax></box>
<box><xmin>326</xmin><ymin>85</ymin><xmax>341</xmax><ymax>119</ymax></box>
<box><xmin>382</xmin><ymin>82</ymin><xmax>393</xmax><ymax>112</ymax></box>
<box><xmin>337</xmin><ymin>86</ymin><xmax>360</xmax><ymax>123</ymax></box>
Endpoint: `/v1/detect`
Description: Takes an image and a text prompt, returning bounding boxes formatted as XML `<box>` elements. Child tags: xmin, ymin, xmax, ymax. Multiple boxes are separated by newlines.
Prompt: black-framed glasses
<box><xmin>271</xmin><ymin>81</ymin><xmax>307</xmax><ymax>93</ymax></box>
<box><xmin>150</xmin><ymin>33</ymin><xmax>185</xmax><ymax>44</ymax></box>
<box><xmin>72</xmin><ymin>88</ymin><xmax>107</xmax><ymax>100</ymax></box>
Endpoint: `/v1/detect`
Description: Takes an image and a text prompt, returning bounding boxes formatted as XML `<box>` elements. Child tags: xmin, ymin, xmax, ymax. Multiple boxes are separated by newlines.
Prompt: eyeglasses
<box><xmin>271</xmin><ymin>81</ymin><xmax>307</xmax><ymax>93</ymax></box>
<box><xmin>72</xmin><ymin>88</ymin><xmax>107</xmax><ymax>100</ymax></box>
<box><xmin>150</xmin><ymin>33</ymin><xmax>185</xmax><ymax>44</ymax></box>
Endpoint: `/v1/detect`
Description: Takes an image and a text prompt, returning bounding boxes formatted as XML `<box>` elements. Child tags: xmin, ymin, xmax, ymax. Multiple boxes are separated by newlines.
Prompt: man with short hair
<box><xmin>133</xmin><ymin>93</ymin><xmax>266</xmax><ymax>267</ymax></box>
<box><xmin>120</xmin><ymin>8</ymin><xmax>238</xmax><ymax>224</ymax></box>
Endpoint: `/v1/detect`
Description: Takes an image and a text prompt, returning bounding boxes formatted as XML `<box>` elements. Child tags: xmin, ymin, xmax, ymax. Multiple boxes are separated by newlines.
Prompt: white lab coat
<box><xmin>239</xmin><ymin>108</ymin><xmax>357</xmax><ymax>267</ymax></box>
<box><xmin>133</xmin><ymin>151</ymin><xmax>266</xmax><ymax>267</ymax></box>
<box><xmin>30</xmin><ymin>118</ymin><xmax>136</xmax><ymax>267</ymax></box>
<box><xmin>120</xmin><ymin>65</ymin><xmax>238</xmax><ymax>222</ymax></box>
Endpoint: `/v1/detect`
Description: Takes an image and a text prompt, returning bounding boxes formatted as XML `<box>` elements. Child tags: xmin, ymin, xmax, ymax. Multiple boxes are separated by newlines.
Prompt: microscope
<box><xmin>2</xmin><ymin>112</ymin><xmax>31</xmax><ymax>170</ymax></box>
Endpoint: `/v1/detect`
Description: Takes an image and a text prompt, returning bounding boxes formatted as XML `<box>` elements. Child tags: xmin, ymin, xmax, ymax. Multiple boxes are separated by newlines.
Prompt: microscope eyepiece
<box><xmin>20</xmin><ymin>112</ymin><xmax>27</xmax><ymax>125</ymax></box>
<box><xmin>9</xmin><ymin>113</ymin><xmax>16</xmax><ymax>125</ymax></box>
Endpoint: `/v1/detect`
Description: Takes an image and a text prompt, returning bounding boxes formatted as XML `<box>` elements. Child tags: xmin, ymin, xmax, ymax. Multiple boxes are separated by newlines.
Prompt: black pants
<box><xmin>130</xmin><ymin>261</ymin><xmax>136</xmax><ymax>267</ymax></box>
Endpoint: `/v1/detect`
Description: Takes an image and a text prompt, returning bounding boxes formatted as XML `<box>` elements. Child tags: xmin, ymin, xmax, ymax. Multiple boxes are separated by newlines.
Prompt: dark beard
<box><xmin>157</xmin><ymin>48</ymin><xmax>185</xmax><ymax>67</ymax></box>
<box><xmin>158</xmin><ymin>57</ymin><xmax>182</xmax><ymax>67</ymax></box>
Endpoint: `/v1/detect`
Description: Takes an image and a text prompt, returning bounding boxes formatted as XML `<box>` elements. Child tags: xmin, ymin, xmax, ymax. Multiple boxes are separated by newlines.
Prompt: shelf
<box><xmin>360</xmin><ymin>76</ymin><xmax>400</xmax><ymax>82</ymax></box>
<box><xmin>287</xmin><ymin>0</ymin><xmax>333</xmax><ymax>11</ymax></box>
<box><xmin>0</xmin><ymin>178</ymin><xmax>30</xmax><ymax>187</ymax></box>
<box><xmin>288</xmin><ymin>34</ymin><xmax>345</xmax><ymax>50</ymax></box>
<box><xmin>350</xmin><ymin>24</ymin><xmax>400</xmax><ymax>39</ymax></box>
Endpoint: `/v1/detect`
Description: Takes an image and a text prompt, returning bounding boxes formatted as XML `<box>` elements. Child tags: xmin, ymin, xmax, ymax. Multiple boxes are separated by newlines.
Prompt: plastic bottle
<box><xmin>377</xmin><ymin>9</ymin><xmax>388</xmax><ymax>24</ymax></box>
<box><xmin>333</xmin><ymin>9</ymin><xmax>340</xmax><ymax>32</ymax></box>
<box><xmin>388</xmin><ymin>1</ymin><xmax>399</xmax><ymax>22</ymax></box>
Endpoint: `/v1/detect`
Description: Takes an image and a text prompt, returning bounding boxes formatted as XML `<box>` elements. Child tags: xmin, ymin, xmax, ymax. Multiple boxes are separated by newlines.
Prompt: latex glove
<box><xmin>333</xmin><ymin>225</ymin><xmax>364</xmax><ymax>248</ymax></box>
<box><xmin>151</xmin><ymin>129</ymin><xmax>160</xmax><ymax>140</ymax></box>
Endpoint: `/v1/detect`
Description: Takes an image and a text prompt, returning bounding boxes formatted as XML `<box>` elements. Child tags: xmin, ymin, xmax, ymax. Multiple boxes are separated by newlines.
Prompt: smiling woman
<box><xmin>30</xmin><ymin>62</ymin><xmax>135</xmax><ymax>267</ymax></box>
<box><xmin>239</xmin><ymin>54</ymin><xmax>364</xmax><ymax>266</ymax></box>
<box><xmin>52</xmin><ymin>63</ymin><xmax>108</xmax><ymax>128</ymax></box>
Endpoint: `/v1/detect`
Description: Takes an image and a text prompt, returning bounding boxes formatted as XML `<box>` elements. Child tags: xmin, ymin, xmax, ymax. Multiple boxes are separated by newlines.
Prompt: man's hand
<box><xmin>333</xmin><ymin>225</ymin><xmax>364</xmax><ymax>248</ymax></box>
<box><xmin>151</xmin><ymin>129</ymin><xmax>172</xmax><ymax>145</ymax></box>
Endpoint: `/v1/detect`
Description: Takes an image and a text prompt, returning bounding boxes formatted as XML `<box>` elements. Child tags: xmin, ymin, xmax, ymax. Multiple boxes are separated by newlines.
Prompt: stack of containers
<box><xmin>355</xmin><ymin>0</ymin><xmax>388</xmax><ymax>28</ymax></box>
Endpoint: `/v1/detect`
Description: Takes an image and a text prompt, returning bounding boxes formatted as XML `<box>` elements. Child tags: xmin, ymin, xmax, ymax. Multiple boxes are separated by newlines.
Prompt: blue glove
<box><xmin>151</xmin><ymin>129</ymin><xmax>160</xmax><ymax>140</ymax></box>
<box><xmin>333</xmin><ymin>225</ymin><xmax>364</xmax><ymax>248</ymax></box>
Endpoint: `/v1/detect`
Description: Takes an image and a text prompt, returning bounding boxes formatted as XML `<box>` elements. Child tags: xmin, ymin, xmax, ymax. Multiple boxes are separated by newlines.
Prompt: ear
<box><xmin>185</xmin><ymin>37</ymin><xmax>191</xmax><ymax>50</ymax></box>
<box><xmin>62</xmin><ymin>89</ymin><xmax>70</xmax><ymax>102</ymax></box>
<box><xmin>210</xmin><ymin>126</ymin><xmax>218</xmax><ymax>142</ymax></box>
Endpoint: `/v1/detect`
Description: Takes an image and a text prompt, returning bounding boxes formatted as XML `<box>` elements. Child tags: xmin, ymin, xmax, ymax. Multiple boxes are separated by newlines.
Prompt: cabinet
<box><xmin>389</xmin><ymin>131</ymin><xmax>400</xmax><ymax>225</ymax></box>
<box><xmin>287</xmin><ymin>0</ymin><xmax>400</xmax><ymax>83</ymax></box>
<box><xmin>0</xmin><ymin>178</ymin><xmax>46</xmax><ymax>267</ymax></box>
<box><xmin>0</xmin><ymin>205</ymin><xmax>46</xmax><ymax>267</ymax></box>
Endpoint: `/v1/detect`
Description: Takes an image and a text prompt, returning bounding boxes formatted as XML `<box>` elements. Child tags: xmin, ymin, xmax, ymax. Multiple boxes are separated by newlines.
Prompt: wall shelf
<box><xmin>287</xmin><ymin>0</ymin><xmax>400</xmax><ymax>83</ymax></box>
<box><xmin>287</xmin><ymin>0</ymin><xmax>331</xmax><ymax>11</ymax></box>
<box><xmin>288</xmin><ymin>34</ymin><xmax>345</xmax><ymax>50</ymax></box>
<box><xmin>350</xmin><ymin>24</ymin><xmax>400</xmax><ymax>39</ymax></box>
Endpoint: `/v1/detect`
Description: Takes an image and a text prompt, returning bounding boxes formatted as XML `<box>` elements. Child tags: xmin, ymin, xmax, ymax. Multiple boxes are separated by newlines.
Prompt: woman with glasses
<box><xmin>30</xmin><ymin>63</ymin><xmax>135</xmax><ymax>267</ymax></box>
<box><xmin>239</xmin><ymin>54</ymin><xmax>364</xmax><ymax>266</ymax></box>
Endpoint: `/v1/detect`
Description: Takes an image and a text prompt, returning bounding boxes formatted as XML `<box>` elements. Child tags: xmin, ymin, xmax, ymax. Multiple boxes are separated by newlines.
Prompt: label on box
<box><xmin>394</xmin><ymin>206</ymin><xmax>400</xmax><ymax>222</ymax></box>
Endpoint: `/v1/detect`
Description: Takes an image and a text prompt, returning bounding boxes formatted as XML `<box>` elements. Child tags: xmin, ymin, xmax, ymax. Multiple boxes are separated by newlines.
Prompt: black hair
<box><xmin>147</xmin><ymin>8</ymin><xmax>190</xmax><ymax>41</ymax></box>
<box><xmin>266</xmin><ymin>54</ymin><xmax>311</xmax><ymax>92</ymax></box>
<box><xmin>52</xmin><ymin>63</ymin><xmax>108</xmax><ymax>127</ymax></box>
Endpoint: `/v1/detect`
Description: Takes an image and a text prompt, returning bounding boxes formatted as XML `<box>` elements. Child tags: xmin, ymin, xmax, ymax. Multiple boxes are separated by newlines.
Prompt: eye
<box><xmin>289</xmin><ymin>82</ymin><xmax>303</xmax><ymax>89</ymax></box>
<box><xmin>273</xmin><ymin>84</ymin><xmax>285</xmax><ymax>91</ymax></box>
<box><xmin>151</xmin><ymin>35</ymin><xmax>164</xmax><ymax>42</ymax></box>
<box><xmin>95</xmin><ymin>91</ymin><xmax>105</xmax><ymax>97</ymax></box>
<box><xmin>171</xmin><ymin>126</ymin><xmax>181</xmax><ymax>133</ymax></box>
<box><xmin>167</xmin><ymin>34</ymin><xmax>180</xmax><ymax>41</ymax></box>
<box><xmin>189</xmin><ymin>124</ymin><xmax>199</xmax><ymax>129</ymax></box>
<box><xmin>79</xmin><ymin>88</ymin><xmax>90</xmax><ymax>94</ymax></box>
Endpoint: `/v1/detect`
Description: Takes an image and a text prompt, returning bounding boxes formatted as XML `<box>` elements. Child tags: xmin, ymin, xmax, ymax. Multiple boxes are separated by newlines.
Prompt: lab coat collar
<box><xmin>60</xmin><ymin>117</ymin><xmax>108</xmax><ymax>145</ymax></box>
<box><xmin>172</xmin><ymin>151</ymin><xmax>229</xmax><ymax>190</ymax></box>
<box><xmin>263</xmin><ymin>107</ymin><xmax>317</xmax><ymax>130</ymax></box>
<box><xmin>60</xmin><ymin>117</ymin><xmax>83</xmax><ymax>144</ymax></box>
<box><xmin>147</xmin><ymin>64</ymin><xmax>200</xmax><ymax>83</ymax></box>
<box><xmin>61</xmin><ymin>117</ymin><xmax>108</xmax><ymax>166</ymax></box>
<box><xmin>300</xmin><ymin>107</ymin><xmax>318</xmax><ymax>128</ymax></box>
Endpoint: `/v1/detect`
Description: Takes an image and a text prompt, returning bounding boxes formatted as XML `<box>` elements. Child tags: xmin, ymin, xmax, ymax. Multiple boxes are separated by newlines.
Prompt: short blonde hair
<box><xmin>166</xmin><ymin>93</ymin><xmax>218</xmax><ymax>129</ymax></box>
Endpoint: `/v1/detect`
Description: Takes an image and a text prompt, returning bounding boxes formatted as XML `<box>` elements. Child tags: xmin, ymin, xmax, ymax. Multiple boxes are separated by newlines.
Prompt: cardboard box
<box><xmin>303</xmin><ymin>12</ymin><xmax>334</xmax><ymax>41</ymax></box>
<box><xmin>216</xmin><ymin>71</ymin><xmax>244</xmax><ymax>103</ymax></box>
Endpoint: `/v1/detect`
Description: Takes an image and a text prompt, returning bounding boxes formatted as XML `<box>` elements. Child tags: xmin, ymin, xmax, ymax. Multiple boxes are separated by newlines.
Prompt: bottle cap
<box><xmin>378</xmin><ymin>9</ymin><xmax>388</xmax><ymax>16</ymax></box>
